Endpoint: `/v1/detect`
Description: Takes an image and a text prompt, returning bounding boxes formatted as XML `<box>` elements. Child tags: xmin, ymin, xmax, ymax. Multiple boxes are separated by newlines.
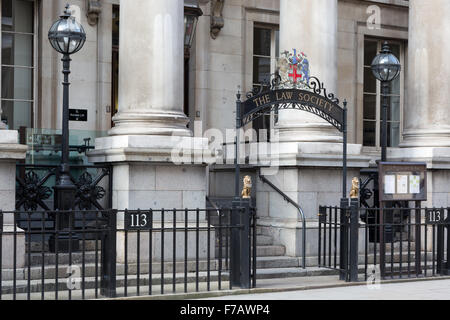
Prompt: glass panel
<box><xmin>112</xmin><ymin>5</ymin><xmax>120</xmax><ymax>47</ymax></box>
<box><xmin>364</xmin><ymin>67</ymin><xmax>376</xmax><ymax>93</ymax></box>
<box><xmin>388</xmin><ymin>95</ymin><xmax>400</xmax><ymax>121</ymax></box>
<box><xmin>1</xmin><ymin>100</ymin><xmax>32</xmax><ymax>129</ymax></box>
<box><xmin>2</xmin><ymin>32</ymin><xmax>33</xmax><ymax>66</ymax></box>
<box><xmin>14</xmin><ymin>0</ymin><xmax>34</xmax><ymax>33</ymax></box>
<box><xmin>364</xmin><ymin>40</ymin><xmax>378</xmax><ymax>66</ymax></box>
<box><xmin>275</xmin><ymin>30</ymin><xmax>279</xmax><ymax>58</ymax></box>
<box><xmin>390</xmin><ymin>75</ymin><xmax>400</xmax><ymax>95</ymax></box>
<box><xmin>1</xmin><ymin>0</ymin><xmax>13</xmax><ymax>31</ymax></box>
<box><xmin>1</xmin><ymin>66</ymin><xmax>33</xmax><ymax>100</ymax></box>
<box><xmin>390</xmin><ymin>43</ymin><xmax>400</xmax><ymax>60</ymax></box>
<box><xmin>253</xmin><ymin>56</ymin><xmax>270</xmax><ymax>84</ymax></box>
<box><xmin>363</xmin><ymin>94</ymin><xmax>376</xmax><ymax>120</ymax></box>
<box><xmin>2</xmin><ymin>0</ymin><xmax>34</xmax><ymax>33</ymax></box>
<box><xmin>388</xmin><ymin>121</ymin><xmax>400</xmax><ymax>147</ymax></box>
<box><xmin>363</xmin><ymin>121</ymin><xmax>376</xmax><ymax>147</ymax></box>
<box><xmin>254</xmin><ymin>27</ymin><xmax>271</xmax><ymax>56</ymax></box>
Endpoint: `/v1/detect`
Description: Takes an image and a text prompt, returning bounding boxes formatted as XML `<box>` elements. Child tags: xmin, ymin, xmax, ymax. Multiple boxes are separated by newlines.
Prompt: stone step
<box><xmin>2</xmin><ymin>255</ymin><xmax>299</xmax><ymax>282</ymax></box>
<box><xmin>3</xmin><ymin>260</ymin><xmax>444</xmax><ymax>298</ymax></box>
<box><xmin>213</xmin><ymin>245</ymin><xmax>285</xmax><ymax>257</ymax></box>
<box><xmin>27</xmin><ymin>251</ymin><xmax>100</xmax><ymax>267</ymax></box>
<box><xmin>256</xmin><ymin>226</ymin><xmax>273</xmax><ymax>237</ymax></box>
<box><xmin>28</xmin><ymin>240</ymin><xmax>102</xmax><ymax>253</ymax></box>
<box><xmin>213</xmin><ymin>234</ymin><xmax>274</xmax><ymax>246</ymax></box>
<box><xmin>256</xmin><ymin>256</ymin><xmax>301</xmax><ymax>269</ymax></box>
<box><xmin>255</xmin><ymin>235</ymin><xmax>273</xmax><ymax>246</ymax></box>
<box><xmin>368</xmin><ymin>241</ymin><xmax>416</xmax><ymax>252</ymax></box>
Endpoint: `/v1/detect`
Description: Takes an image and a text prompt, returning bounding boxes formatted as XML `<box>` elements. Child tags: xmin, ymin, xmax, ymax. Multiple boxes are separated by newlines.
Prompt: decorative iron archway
<box><xmin>233</xmin><ymin>74</ymin><xmax>348</xmax><ymax>201</ymax></box>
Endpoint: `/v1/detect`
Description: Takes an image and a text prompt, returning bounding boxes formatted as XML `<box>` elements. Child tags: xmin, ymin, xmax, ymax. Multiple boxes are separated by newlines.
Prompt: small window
<box><xmin>252</xmin><ymin>25</ymin><xmax>279</xmax><ymax>140</ymax></box>
<box><xmin>1</xmin><ymin>0</ymin><xmax>36</xmax><ymax>135</ymax></box>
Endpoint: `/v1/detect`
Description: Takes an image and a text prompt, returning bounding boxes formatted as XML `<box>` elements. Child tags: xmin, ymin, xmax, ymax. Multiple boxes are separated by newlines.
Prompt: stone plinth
<box><xmin>88</xmin><ymin>135</ymin><xmax>215</xmax><ymax>262</ymax></box>
<box><xmin>0</xmin><ymin>130</ymin><xmax>28</xmax><ymax>268</ymax></box>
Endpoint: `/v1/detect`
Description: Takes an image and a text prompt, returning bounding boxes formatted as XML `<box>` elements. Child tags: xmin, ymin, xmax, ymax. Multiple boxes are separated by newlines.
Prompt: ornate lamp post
<box><xmin>371</xmin><ymin>42</ymin><xmax>401</xmax><ymax>162</ymax></box>
<box><xmin>183</xmin><ymin>0</ymin><xmax>203</xmax><ymax>117</ymax></box>
<box><xmin>184</xmin><ymin>0</ymin><xmax>203</xmax><ymax>58</ymax></box>
<box><xmin>48</xmin><ymin>5</ymin><xmax>86</xmax><ymax>252</ymax></box>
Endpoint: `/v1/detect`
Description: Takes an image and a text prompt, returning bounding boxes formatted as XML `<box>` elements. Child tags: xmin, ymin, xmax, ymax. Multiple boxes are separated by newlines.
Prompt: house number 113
<box><xmin>129</xmin><ymin>213</ymin><xmax>148</xmax><ymax>228</ymax></box>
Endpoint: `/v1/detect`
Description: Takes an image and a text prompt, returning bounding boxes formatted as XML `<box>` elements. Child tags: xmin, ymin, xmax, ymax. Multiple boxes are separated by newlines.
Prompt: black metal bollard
<box><xmin>231</xmin><ymin>199</ymin><xmax>251</xmax><ymax>288</ymax></box>
<box><xmin>349</xmin><ymin>198</ymin><xmax>360</xmax><ymax>282</ymax></box>
<box><xmin>339</xmin><ymin>198</ymin><xmax>349</xmax><ymax>281</ymax></box>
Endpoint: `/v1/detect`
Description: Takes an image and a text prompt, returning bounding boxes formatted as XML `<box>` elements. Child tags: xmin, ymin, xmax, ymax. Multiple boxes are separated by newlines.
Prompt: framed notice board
<box><xmin>378</xmin><ymin>162</ymin><xmax>427</xmax><ymax>202</ymax></box>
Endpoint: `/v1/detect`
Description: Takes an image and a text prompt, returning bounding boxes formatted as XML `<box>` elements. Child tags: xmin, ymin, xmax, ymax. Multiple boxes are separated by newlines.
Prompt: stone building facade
<box><xmin>1</xmin><ymin>0</ymin><xmax>450</xmax><ymax>260</ymax></box>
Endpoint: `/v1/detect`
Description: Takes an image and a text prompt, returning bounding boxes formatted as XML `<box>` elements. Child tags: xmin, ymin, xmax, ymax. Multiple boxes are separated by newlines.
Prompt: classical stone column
<box><xmin>401</xmin><ymin>0</ymin><xmax>450</xmax><ymax>147</ymax></box>
<box><xmin>108</xmin><ymin>0</ymin><xmax>190</xmax><ymax>137</ymax></box>
<box><xmin>0</xmin><ymin>130</ymin><xmax>28</xmax><ymax>268</ymax></box>
<box><xmin>276</xmin><ymin>0</ymin><xmax>341</xmax><ymax>142</ymax></box>
<box><xmin>89</xmin><ymin>0</ymin><xmax>215</xmax><ymax>264</ymax></box>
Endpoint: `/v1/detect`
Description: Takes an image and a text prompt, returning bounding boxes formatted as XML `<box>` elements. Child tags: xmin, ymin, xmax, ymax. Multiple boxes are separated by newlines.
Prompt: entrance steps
<box><xmin>1</xmin><ymin>229</ymin><xmax>443</xmax><ymax>297</ymax></box>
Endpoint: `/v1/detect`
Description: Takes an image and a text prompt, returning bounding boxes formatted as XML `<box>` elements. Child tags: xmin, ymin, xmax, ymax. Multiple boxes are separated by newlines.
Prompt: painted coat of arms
<box><xmin>277</xmin><ymin>49</ymin><xmax>310</xmax><ymax>89</ymax></box>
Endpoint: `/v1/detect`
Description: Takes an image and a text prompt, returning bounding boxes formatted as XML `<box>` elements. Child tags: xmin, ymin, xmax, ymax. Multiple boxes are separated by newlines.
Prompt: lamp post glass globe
<box><xmin>184</xmin><ymin>1</ymin><xmax>203</xmax><ymax>49</ymax></box>
<box><xmin>48</xmin><ymin>5</ymin><xmax>86</xmax><ymax>55</ymax></box>
<box><xmin>371</xmin><ymin>42</ymin><xmax>401</xmax><ymax>82</ymax></box>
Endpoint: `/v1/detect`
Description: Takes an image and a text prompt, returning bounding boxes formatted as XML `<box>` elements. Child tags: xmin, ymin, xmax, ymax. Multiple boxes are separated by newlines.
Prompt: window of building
<box><xmin>252</xmin><ymin>25</ymin><xmax>279</xmax><ymax>139</ymax></box>
<box><xmin>363</xmin><ymin>38</ymin><xmax>403</xmax><ymax>148</ymax></box>
<box><xmin>111</xmin><ymin>4</ymin><xmax>119</xmax><ymax>127</ymax></box>
<box><xmin>1</xmin><ymin>0</ymin><xmax>36</xmax><ymax>133</ymax></box>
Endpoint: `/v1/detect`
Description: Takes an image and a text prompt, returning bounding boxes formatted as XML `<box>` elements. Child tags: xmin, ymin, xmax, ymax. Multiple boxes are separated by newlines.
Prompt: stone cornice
<box><xmin>0</xmin><ymin>144</ymin><xmax>28</xmax><ymax>160</ymax></box>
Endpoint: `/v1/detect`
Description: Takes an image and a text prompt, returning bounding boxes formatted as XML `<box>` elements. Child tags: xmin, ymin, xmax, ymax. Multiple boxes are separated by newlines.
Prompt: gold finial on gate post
<box><xmin>349</xmin><ymin>177</ymin><xmax>359</xmax><ymax>199</ymax></box>
<box><xmin>241</xmin><ymin>175</ymin><xmax>252</xmax><ymax>199</ymax></box>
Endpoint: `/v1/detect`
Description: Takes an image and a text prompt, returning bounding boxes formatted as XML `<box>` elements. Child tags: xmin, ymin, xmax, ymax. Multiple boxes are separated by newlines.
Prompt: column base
<box><xmin>276</xmin><ymin>123</ymin><xmax>343</xmax><ymax>143</ymax></box>
<box><xmin>401</xmin><ymin>129</ymin><xmax>450</xmax><ymax>148</ymax></box>
<box><xmin>108</xmin><ymin>111</ymin><xmax>191</xmax><ymax>137</ymax></box>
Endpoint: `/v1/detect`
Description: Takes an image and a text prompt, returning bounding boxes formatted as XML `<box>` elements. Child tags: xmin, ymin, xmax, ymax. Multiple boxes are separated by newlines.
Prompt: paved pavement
<box><xmin>202</xmin><ymin>278</ymin><xmax>450</xmax><ymax>300</ymax></box>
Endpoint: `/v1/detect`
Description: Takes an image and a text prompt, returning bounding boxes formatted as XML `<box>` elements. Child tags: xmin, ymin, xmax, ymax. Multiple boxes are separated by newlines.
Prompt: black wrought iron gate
<box><xmin>319</xmin><ymin>201</ymin><xmax>450</xmax><ymax>282</ymax></box>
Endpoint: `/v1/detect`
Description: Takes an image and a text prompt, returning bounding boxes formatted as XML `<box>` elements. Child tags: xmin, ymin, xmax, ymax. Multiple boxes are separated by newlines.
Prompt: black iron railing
<box><xmin>318</xmin><ymin>204</ymin><xmax>450</xmax><ymax>282</ymax></box>
<box><xmin>259</xmin><ymin>173</ymin><xmax>306</xmax><ymax>269</ymax></box>
<box><xmin>0</xmin><ymin>206</ymin><xmax>256</xmax><ymax>300</ymax></box>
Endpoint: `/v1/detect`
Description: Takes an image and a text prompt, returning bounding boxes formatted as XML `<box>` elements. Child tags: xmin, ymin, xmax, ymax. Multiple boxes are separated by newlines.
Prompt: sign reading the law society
<box><xmin>378</xmin><ymin>162</ymin><xmax>427</xmax><ymax>201</ymax></box>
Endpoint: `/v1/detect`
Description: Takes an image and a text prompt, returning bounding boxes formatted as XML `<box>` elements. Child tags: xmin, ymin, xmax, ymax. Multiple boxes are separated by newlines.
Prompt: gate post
<box><xmin>436</xmin><ymin>223</ymin><xmax>444</xmax><ymax>274</ymax></box>
<box><xmin>231</xmin><ymin>199</ymin><xmax>242</xmax><ymax>287</ymax></box>
<box><xmin>440</xmin><ymin>213</ymin><xmax>450</xmax><ymax>275</ymax></box>
<box><xmin>231</xmin><ymin>199</ymin><xmax>251</xmax><ymax>288</ymax></box>
<box><xmin>339</xmin><ymin>198</ymin><xmax>349</xmax><ymax>281</ymax></box>
<box><xmin>240</xmin><ymin>198</ymin><xmax>251</xmax><ymax>289</ymax></box>
<box><xmin>101</xmin><ymin>209</ymin><xmax>117</xmax><ymax>298</ymax></box>
<box><xmin>349</xmin><ymin>198</ymin><xmax>359</xmax><ymax>282</ymax></box>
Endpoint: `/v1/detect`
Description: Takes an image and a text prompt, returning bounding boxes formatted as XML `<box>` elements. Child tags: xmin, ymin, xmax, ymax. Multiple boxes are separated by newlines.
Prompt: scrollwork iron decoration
<box><xmin>307</xmin><ymin>76</ymin><xmax>340</xmax><ymax>105</ymax></box>
<box><xmin>74</xmin><ymin>169</ymin><xmax>108</xmax><ymax>210</ymax></box>
<box><xmin>246</xmin><ymin>73</ymin><xmax>282</xmax><ymax>99</ymax></box>
<box><xmin>16</xmin><ymin>170</ymin><xmax>55</xmax><ymax>211</ymax></box>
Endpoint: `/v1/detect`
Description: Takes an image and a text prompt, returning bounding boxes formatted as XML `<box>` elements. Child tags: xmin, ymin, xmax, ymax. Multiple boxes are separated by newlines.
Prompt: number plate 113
<box><xmin>425</xmin><ymin>209</ymin><xmax>445</xmax><ymax>225</ymax></box>
<box><xmin>125</xmin><ymin>212</ymin><xmax>151</xmax><ymax>229</ymax></box>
